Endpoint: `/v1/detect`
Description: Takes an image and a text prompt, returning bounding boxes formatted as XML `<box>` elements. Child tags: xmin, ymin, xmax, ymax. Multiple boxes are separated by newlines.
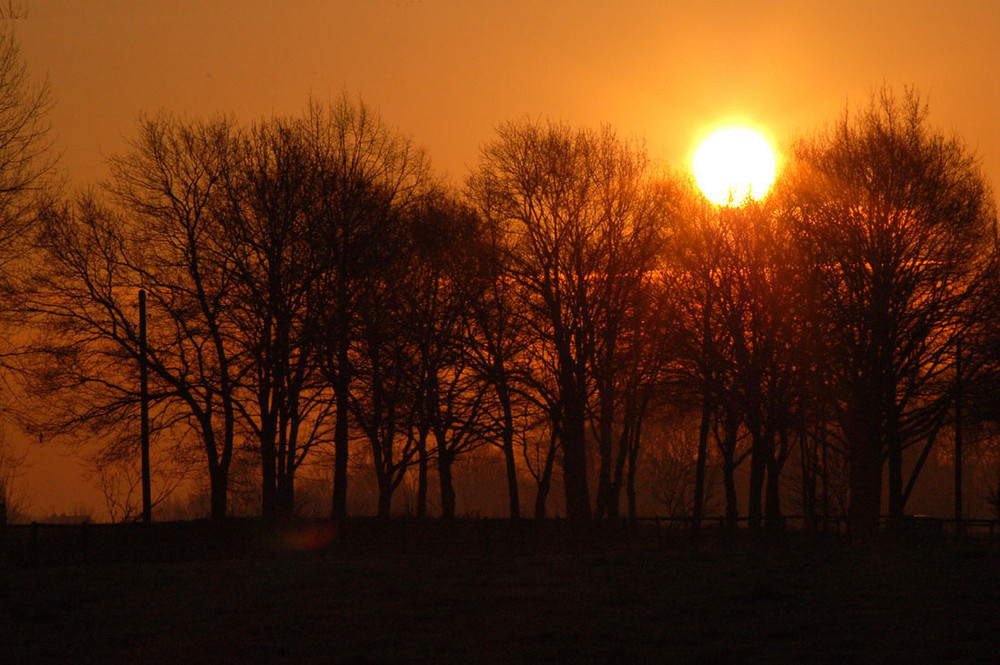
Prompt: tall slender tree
<box><xmin>219</xmin><ymin>115</ymin><xmax>338</xmax><ymax>518</ymax></box>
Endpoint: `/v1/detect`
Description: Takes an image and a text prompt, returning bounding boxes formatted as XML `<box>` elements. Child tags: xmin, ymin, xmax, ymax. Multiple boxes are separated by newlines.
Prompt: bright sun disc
<box><xmin>693</xmin><ymin>127</ymin><xmax>776</xmax><ymax>205</ymax></box>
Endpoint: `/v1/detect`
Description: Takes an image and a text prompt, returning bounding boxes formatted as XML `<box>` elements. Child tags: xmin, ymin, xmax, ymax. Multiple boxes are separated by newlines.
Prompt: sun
<box><xmin>693</xmin><ymin>127</ymin><xmax>776</xmax><ymax>206</ymax></box>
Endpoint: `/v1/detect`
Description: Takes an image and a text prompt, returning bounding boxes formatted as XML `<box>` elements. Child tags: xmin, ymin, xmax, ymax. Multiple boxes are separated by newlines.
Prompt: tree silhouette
<box><xmin>0</xmin><ymin>418</ymin><xmax>28</xmax><ymax>523</ymax></box>
<box><xmin>662</xmin><ymin>179</ymin><xmax>745</xmax><ymax>533</ymax></box>
<box><xmin>458</xmin><ymin>199</ymin><xmax>534</xmax><ymax>520</ymax></box>
<box><xmin>469</xmin><ymin>120</ymin><xmax>663</xmax><ymax>521</ymax></box>
<box><xmin>585</xmin><ymin>134</ymin><xmax>665</xmax><ymax>519</ymax></box>
<box><xmin>0</xmin><ymin>16</ymin><xmax>51</xmax><ymax>525</ymax></box>
<box><xmin>0</xmin><ymin>20</ymin><xmax>52</xmax><ymax>313</ymax></box>
<box><xmin>27</xmin><ymin>116</ymin><xmax>264</xmax><ymax>521</ymax></box>
<box><xmin>788</xmin><ymin>87</ymin><xmax>997</xmax><ymax>536</ymax></box>
<box><xmin>218</xmin><ymin>115</ymin><xmax>342</xmax><ymax>518</ymax></box>
<box><xmin>406</xmin><ymin>194</ymin><xmax>493</xmax><ymax>518</ymax></box>
<box><xmin>26</xmin><ymin>196</ymin><xmax>202</xmax><ymax>517</ymax></box>
<box><xmin>305</xmin><ymin>96</ymin><xmax>431</xmax><ymax>519</ymax></box>
<box><xmin>13</xmin><ymin>74</ymin><xmax>1000</xmax><ymax>531</ymax></box>
<box><xmin>105</xmin><ymin>115</ymin><xmax>242</xmax><ymax>520</ymax></box>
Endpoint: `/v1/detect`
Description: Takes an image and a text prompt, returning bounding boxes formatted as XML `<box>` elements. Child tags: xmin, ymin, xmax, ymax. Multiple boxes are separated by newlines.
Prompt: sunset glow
<box><xmin>4</xmin><ymin>4</ymin><xmax>1000</xmax><ymax>661</ymax></box>
<box><xmin>693</xmin><ymin>127</ymin><xmax>777</xmax><ymax>205</ymax></box>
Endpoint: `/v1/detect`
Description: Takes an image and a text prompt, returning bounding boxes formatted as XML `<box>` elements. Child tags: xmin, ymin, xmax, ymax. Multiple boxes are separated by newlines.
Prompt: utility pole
<box><xmin>140</xmin><ymin>289</ymin><xmax>151</xmax><ymax>525</ymax></box>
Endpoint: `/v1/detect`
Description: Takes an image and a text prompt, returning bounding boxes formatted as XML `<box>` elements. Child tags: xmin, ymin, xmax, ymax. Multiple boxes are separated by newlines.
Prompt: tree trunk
<box><xmin>723</xmin><ymin>454</ymin><xmax>738</xmax><ymax>532</ymax></box>
<box><xmin>260</xmin><ymin>431</ymin><xmax>278</xmax><ymax>518</ymax></box>
<box><xmin>821</xmin><ymin>429</ymin><xmax>830</xmax><ymax>531</ymax></box>
<box><xmin>276</xmin><ymin>407</ymin><xmax>298</xmax><ymax>519</ymax></box>
<box><xmin>608</xmin><ymin>418</ymin><xmax>631</xmax><ymax>520</ymax></box>
<box><xmin>439</xmin><ymin>450</ymin><xmax>456</xmax><ymax>520</ymax></box>
<box><xmin>626</xmin><ymin>430</ymin><xmax>639</xmax><ymax>523</ymax></box>
<box><xmin>331</xmin><ymin>341</ymin><xmax>350</xmax><ymax>520</ymax></box>
<box><xmin>764</xmin><ymin>458</ymin><xmax>782</xmax><ymax>532</ymax></box>
<box><xmin>800</xmin><ymin>428</ymin><xmax>817</xmax><ymax>531</ymax></box>
<box><xmin>535</xmin><ymin>428</ymin><xmax>558</xmax><ymax>520</ymax></box>
<box><xmin>719</xmin><ymin>414</ymin><xmax>740</xmax><ymax>533</ymax></box>
<box><xmin>691</xmin><ymin>395</ymin><xmax>711</xmax><ymax>539</ymax></box>
<box><xmin>377</xmin><ymin>482</ymin><xmax>393</xmax><ymax>518</ymax></box>
<box><xmin>209</xmin><ymin>466</ymin><xmax>228</xmax><ymax>521</ymax></box>
<box><xmin>416</xmin><ymin>428</ymin><xmax>429</xmax><ymax>518</ymax></box>
<box><xmin>500</xmin><ymin>387</ymin><xmax>520</xmax><ymax>520</ymax></box>
<box><xmin>763</xmin><ymin>428</ymin><xmax>787</xmax><ymax>531</ymax></box>
<box><xmin>534</xmin><ymin>476</ymin><xmax>550</xmax><ymax>520</ymax></box>
<box><xmin>139</xmin><ymin>289</ymin><xmax>151</xmax><ymax>525</ymax></box>
<box><xmin>595</xmin><ymin>381</ymin><xmax>615</xmax><ymax>519</ymax></box>
<box><xmin>847</xmin><ymin>415</ymin><xmax>883</xmax><ymax>538</ymax></box>
<box><xmin>560</xmin><ymin>382</ymin><xmax>592</xmax><ymax>522</ymax></box>
<box><xmin>954</xmin><ymin>338</ymin><xmax>964</xmax><ymax>536</ymax></box>
<box><xmin>887</xmin><ymin>427</ymin><xmax>904</xmax><ymax>533</ymax></box>
<box><xmin>277</xmin><ymin>474</ymin><xmax>295</xmax><ymax>519</ymax></box>
<box><xmin>747</xmin><ymin>433</ymin><xmax>766</xmax><ymax>533</ymax></box>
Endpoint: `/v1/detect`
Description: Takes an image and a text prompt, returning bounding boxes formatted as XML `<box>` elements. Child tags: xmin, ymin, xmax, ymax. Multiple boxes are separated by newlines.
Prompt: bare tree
<box><xmin>349</xmin><ymin>229</ymin><xmax>421</xmax><ymax>517</ymax></box>
<box><xmin>25</xmin><ymin>115</ymin><xmax>248</xmax><ymax>521</ymax></box>
<box><xmin>0</xmin><ymin>414</ymin><xmax>28</xmax><ymax>523</ymax></box>
<box><xmin>960</xmin><ymin>260</ymin><xmax>1000</xmax><ymax>520</ymax></box>
<box><xmin>26</xmin><ymin>198</ymin><xmax>194</xmax><ymax>510</ymax></box>
<box><xmin>92</xmin><ymin>444</ymin><xmax>187</xmax><ymax>523</ymax></box>
<box><xmin>643</xmin><ymin>411</ymin><xmax>720</xmax><ymax>520</ymax></box>
<box><xmin>459</xmin><ymin>189</ymin><xmax>540</xmax><ymax>520</ymax></box>
<box><xmin>305</xmin><ymin>95</ymin><xmax>432</xmax><ymax>519</ymax></box>
<box><xmin>218</xmin><ymin>114</ymin><xmax>339</xmax><ymax>519</ymax></box>
<box><xmin>661</xmin><ymin>179</ymin><xmax>747</xmax><ymax>533</ymax></box>
<box><xmin>468</xmin><ymin>120</ymin><xmax>662</xmax><ymax>522</ymax></box>
<box><xmin>788</xmin><ymin>86</ymin><xmax>997</xmax><ymax>536</ymax></box>
<box><xmin>0</xmin><ymin>19</ymin><xmax>53</xmax><ymax>314</ymax></box>
<box><xmin>104</xmin><ymin>115</ymin><xmax>244</xmax><ymax>520</ymax></box>
<box><xmin>585</xmin><ymin>133</ymin><xmax>665</xmax><ymax>520</ymax></box>
<box><xmin>607</xmin><ymin>273</ymin><xmax>671</xmax><ymax>521</ymax></box>
<box><xmin>0</xmin><ymin>14</ymin><xmax>56</xmax><ymax>485</ymax></box>
<box><xmin>719</xmin><ymin>194</ymin><xmax>810</xmax><ymax>532</ymax></box>
<box><xmin>406</xmin><ymin>194</ymin><xmax>492</xmax><ymax>519</ymax></box>
<box><xmin>662</xmin><ymin>171</ymin><xmax>821</xmax><ymax>535</ymax></box>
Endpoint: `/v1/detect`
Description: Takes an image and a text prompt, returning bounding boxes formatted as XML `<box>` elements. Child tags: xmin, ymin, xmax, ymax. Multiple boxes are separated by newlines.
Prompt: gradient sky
<box><xmin>10</xmin><ymin>0</ymin><xmax>1000</xmax><ymax>517</ymax></box>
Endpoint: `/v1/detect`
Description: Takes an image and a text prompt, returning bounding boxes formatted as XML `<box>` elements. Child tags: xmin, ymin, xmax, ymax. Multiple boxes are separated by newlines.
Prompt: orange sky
<box><xmin>9</xmin><ymin>0</ymin><xmax>1000</xmax><ymax>518</ymax></box>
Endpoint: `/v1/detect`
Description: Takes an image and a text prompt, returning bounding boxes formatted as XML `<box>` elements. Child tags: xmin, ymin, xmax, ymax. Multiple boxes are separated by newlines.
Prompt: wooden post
<box><xmin>140</xmin><ymin>289</ymin><xmax>151</xmax><ymax>525</ymax></box>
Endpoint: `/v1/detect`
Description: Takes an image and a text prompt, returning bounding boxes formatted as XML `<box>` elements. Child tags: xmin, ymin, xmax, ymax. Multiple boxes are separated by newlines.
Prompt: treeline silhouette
<box><xmin>4</xmin><ymin>83</ymin><xmax>1000</xmax><ymax>538</ymax></box>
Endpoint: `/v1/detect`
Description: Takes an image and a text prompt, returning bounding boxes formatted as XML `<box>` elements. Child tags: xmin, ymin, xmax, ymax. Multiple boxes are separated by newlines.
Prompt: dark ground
<box><xmin>3</xmin><ymin>523</ymin><xmax>1000</xmax><ymax>663</ymax></box>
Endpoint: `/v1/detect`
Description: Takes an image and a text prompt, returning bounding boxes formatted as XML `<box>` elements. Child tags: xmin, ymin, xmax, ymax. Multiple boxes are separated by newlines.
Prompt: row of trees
<box><xmin>0</xmin><ymin>29</ymin><xmax>997</xmax><ymax>535</ymax></box>
<box><xmin>665</xmin><ymin>92</ymin><xmax>998</xmax><ymax>536</ymax></box>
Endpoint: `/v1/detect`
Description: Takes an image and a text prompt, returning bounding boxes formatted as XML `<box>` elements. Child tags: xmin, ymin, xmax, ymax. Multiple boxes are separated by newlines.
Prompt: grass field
<box><xmin>3</xmin><ymin>526</ymin><xmax>1000</xmax><ymax>663</ymax></box>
